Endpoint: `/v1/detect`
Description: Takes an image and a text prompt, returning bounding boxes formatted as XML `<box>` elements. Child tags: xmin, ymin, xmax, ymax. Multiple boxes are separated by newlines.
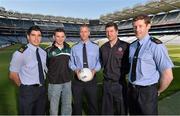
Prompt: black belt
<box><xmin>104</xmin><ymin>79</ymin><xmax>118</xmax><ymax>83</ymax></box>
<box><xmin>129</xmin><ymin>83</ymin><xmax>157</xmax><ymax>89</ymax></box>
<box><xmin>22</xmin><ymin>84</ymin><xmax>43</xmax><ymax>87</ymax></box>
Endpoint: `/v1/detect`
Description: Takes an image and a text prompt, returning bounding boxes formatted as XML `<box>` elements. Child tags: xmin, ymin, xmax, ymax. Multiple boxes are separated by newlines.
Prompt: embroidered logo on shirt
<box><xmin>52</xmin><ymin>51</ymin><xmax>56</xmax><ymax>56</ymax></box>
<box><xmin>116</xmin><ymin>47</ymin><xmax>124</xmax><ymax>56</ymax></box>
<box><xmin>118</xmin><ymin>47</ymin><xmax>122</xmax><ymax>52</ymax></box>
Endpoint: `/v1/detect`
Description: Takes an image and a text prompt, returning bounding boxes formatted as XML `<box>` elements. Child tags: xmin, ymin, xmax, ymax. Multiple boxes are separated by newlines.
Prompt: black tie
<box><xmin>36</xmin><ymin>48</ymin><xmax>44</xmax><ymax>84</ymax></box>
<box><xmin>83</xmin><ymin>43</ymin><xmax>88</xmax><ymax>68</ymax></box>
<box><xmin>131</xmin><ymin>42</ymin><xmax>141</xmax><ymax>82</ymax></box>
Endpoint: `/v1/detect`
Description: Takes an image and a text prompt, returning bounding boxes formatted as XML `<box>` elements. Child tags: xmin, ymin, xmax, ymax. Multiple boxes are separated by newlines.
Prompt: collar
<box><xmin>52</xmin><ymin>42</ymin><xmax>69</xmax><ymax>49</ymax></box>
<box><xmin>138</xmin><ymin>34</ymin><xmax>150</xmax><ymax>46</ymax></box>
<box><xmin>80</xmin><ymin>39</ymin><xmax>90</xmax><ymax>45</ymax></box>
<box><xmin>107</xmin><ymin>38</ymin><xmax>120</xmax><ymax>48</ymax></box>
<box><xmin>27</xmin><ymin>43</ymin><xmax>39</xmax><ymax>52</ymax></box>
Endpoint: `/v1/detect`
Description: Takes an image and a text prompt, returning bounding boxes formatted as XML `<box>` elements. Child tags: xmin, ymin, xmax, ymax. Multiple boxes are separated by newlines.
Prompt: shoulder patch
<box><xmin>150</xmin><ymin>37</ymin><xmax>162</xmax><ymax>44</ymax></box>
<box><xmin>18</xmin><ymin>44</ymin><xmax>28</xmax><ymax>53</ymax></box>
<box><xmin>130</xmin><ymin>39</ymin><xmax>138</xmax><ymax>44</ymax></box>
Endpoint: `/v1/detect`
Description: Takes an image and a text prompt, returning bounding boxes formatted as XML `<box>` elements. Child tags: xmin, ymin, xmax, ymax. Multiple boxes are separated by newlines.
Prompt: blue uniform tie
<box><xmin>131</xmin><ymin>42</ymin><xmax>141</xmax><ymax>82</ymax></box>
<box><xmin>83</xmin><ymin>43</ymin><xmax>89</xmax><ymax>68</ymax></box>
<box><xmin>36</xmin><ymin>48</ymin><xmax>44</xmax><ymax>84</ymax></box>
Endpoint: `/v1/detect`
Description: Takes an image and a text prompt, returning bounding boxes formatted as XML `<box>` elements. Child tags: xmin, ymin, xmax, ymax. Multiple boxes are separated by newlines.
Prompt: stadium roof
<box><xmin>0</xmin><ymin>6</ymin><xmax>89</xmax><ymax>24</ymax></box>
<box><xmin>0</xmin><ymin>0</ymin><xmax>179</xmax><ymax>24</ymax></box>
<box><xmin>100</xmin><ymin>0</ymin><xmax>180</xmax><ymax>23</ymax></box>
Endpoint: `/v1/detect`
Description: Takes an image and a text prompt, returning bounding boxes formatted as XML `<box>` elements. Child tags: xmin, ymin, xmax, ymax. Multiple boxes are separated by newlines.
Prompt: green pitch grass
<box><xmin>0</xmin><ymin>44</ymin><xmax>21</xmax><ymax>114</ymax></box>
<box><xmin>0</xmin><ymin>44</ymin><xmax>179</xmax><ymax>114</ymax></box>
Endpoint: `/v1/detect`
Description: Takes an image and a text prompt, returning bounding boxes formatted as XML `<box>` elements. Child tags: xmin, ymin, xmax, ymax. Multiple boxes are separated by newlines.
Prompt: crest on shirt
<box><xmin>52</xmin><ymin>51</ymin><xmax>56</xmax><ymax>56</ymax></box>
<box><xmin>115</xmin><ymin>47</ymin><xmax>124</xmax><ymax>56</ymax></box>
<box><xmin>118</xmin><ymin>47</ymin><xmax>123</xmax><ymax>52</ymax></box>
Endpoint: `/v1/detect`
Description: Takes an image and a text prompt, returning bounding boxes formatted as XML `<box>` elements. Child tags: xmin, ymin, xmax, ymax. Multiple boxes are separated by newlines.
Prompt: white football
<box><xmin>78</xmin><ymin>68</ymin><xmax>93</xmax><ymax>82</ymax></box>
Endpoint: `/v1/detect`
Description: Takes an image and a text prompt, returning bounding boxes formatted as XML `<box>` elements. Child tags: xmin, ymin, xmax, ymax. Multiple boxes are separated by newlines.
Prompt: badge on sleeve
<box><xmin>18</xmin><ymin>45</ymin><xmax>28</xmax><ymax>53</ymax></box>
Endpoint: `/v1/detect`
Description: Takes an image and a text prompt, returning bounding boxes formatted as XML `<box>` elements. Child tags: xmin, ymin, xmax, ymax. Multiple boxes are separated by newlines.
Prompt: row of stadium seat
<box><xmin>0</xmin><ymin>10</ymin><xmax>179</xmax><ymax>32</ymax></box>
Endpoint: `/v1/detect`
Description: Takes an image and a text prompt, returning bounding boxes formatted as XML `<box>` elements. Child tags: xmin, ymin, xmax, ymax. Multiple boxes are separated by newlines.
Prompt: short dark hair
<box><xmin>105</xmin><ymin>22</ymin><xmax>118</xmax><ymax>31</ymax></box>
<box><xmin>133</xmin><ymin>14</ymin><xmax>151</xmax><ymax>25</ymax></box>
<box><xmin>27</xmin><ymin>25</ymin><xmax>42</xmax><ymax>35</ymax></box>
<box><xmin>53</xmin><ymin>28</ymin><xmax>66</xmax><ymax>36</ymax></box>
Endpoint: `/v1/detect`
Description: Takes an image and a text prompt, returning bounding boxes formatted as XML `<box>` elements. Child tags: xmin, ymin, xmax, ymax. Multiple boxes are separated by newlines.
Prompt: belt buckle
<box><xmin>129</xmin><ymin>83</ymin><xmax>136</xmax><ymax>88</ymax></box>
<box><xmin>132</xmin><ymin>84</ymin><xmax>136</xmax><ymax>88</ymax></box>
<box><xmin>34</xmin><ymin>84</ymin><xmax>43</xmax><ymax>87</ymax></box>
<box><xmin>38</xmin><ymin>84</ymin><xmax>43</xmax><ymax>87</ymax></box>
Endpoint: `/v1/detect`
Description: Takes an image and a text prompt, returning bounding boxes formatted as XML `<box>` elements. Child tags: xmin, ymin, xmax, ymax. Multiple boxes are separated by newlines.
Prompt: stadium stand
<box><xmin>0</xmin><ymin>35</ymin><xmax>13</xmax><ymax>48</ymax></box>
<box><xmin>0</xmin><ymin>0</ymin><xmax>180</xmax><ymax>47</ymax></box>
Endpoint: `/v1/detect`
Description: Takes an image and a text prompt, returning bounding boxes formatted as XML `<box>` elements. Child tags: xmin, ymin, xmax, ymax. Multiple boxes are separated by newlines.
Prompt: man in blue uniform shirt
<box><xmin>128</xmin><ymin>14</ymin><xmax>174</xmax><ymax>115</ymax></box>
<box><xmin>69</xmin><ymin>24</ymin><xmax>101</xmax><ymax>115</ymax></box>
<box><xmin>9</xmin><ymin>26</ymin><xmax>47</xmax><ymax>115</ymax></box>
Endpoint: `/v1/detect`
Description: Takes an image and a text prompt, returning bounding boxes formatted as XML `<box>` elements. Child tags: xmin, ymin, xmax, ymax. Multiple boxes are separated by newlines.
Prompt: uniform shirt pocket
<box><xmin>26</xmin><ymin>61</ymin><xmax>38</xmax><ymax>69</ymax></box>
<box><xmin>89</xmin><ymin>52</ymin><xmax>96</xmax><ymax>60</ymax></box>
<box><xmin>74</xmin><ymin>53</ymin><xmax>82</xmax><ymax>68</ymax></box>
<box><xmin>139</xmin><ymin>50</ymin><xmax>155</xmax><ymax>76</ymax></box>
<box><xmin>24</xmin><ymin>61</ymin><xmax>39</xmax><ymax>76</ymax></box>
<box><xmin>114</xmin><ymin>53</ymin><xmax>123</xmax><ymax>68</ymax></box>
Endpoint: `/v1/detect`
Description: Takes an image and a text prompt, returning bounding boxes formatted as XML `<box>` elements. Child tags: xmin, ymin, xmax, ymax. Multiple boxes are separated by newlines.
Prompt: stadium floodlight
<box><xmin>0</xmin><ymin>7</ymin><xmax>5</xmax><ymax>11</ymax></box>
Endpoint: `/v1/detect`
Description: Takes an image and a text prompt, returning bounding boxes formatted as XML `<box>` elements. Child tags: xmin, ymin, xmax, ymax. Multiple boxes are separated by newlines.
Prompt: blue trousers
<box><xmin>102</xmin><ymin>81</ymin><xmax>128</xmax><ymax>115</ymax></box>
<box><xmin>48</xmin><ymin>82</ymin><xmax>72</xmax><ymax>115</ymax></box>
<box><xmin>128</xmin><ymin>83</ymin><xmax>158</xmax><ymax>115</ymax></box>
<box><xmin>72</xmin><ymin>77</ymin><xmax>98</xmax><ymax>115</ymax></box>
<box><xmin>19</xmin><ymin>84</ymin><xmax>46</xmax><ymax>115</ymax></box>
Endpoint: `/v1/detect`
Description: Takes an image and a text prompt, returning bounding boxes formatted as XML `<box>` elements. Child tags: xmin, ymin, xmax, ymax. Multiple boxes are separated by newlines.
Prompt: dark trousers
<box><xmin>128</xmin><ymin>83</ymin><xmax>158</xmax><ymax>115</ymax></box>
<box><xmin>72</xmin><ymin>76</ymin><xmax>98</xmax><ymax>115</ymax></box>
<box><xmin>102</xmin><ymin>80</ymin><xmax>128</xmax><ymax>115</ymax></box>
<box><xmin>19</xmin><ymin>84</ymin><xmax>46</xmax><ymax>115</ymax></box>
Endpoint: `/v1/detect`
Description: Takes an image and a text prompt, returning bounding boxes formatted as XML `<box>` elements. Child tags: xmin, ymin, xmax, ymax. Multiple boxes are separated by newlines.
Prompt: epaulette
<box><xmin>40</xmin><ymin>46</ymin><xmax>46</xmax><ymax>52</ymax></box>
<box><xmin>130</xmin><ymin>39</ymin><xmax>138</xmax><ymax>44</ymax></box>
<box><xmin>150</xmin><ymin>37</ymin><xmax>162</xmax><ymax>44</ymax></box>
<box><xmin>91</xmin><ymin>41</ymin><xmax>98</xmax><ymax>45</ymax></box>
<box><xmin>18</xmin><ymin>44</ymin><xmax>28</xmax><ymax>53</ymax></box>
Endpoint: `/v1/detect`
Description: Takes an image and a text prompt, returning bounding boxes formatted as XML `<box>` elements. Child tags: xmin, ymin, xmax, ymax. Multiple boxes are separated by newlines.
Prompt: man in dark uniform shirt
<box><xmin>100</xmin><ymin>22</ymin><xmax>129</xmax><ymax>115</ymax></box>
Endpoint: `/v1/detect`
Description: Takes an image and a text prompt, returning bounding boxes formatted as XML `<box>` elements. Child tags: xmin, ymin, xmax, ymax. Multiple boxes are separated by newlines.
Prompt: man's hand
<box><xmin>91</xmin><ymin>69</ymin><xmax>96</xmax><ymax>78</ymax></box>
<box><xmin>75</xmin><ymin>69</ymin><xmax>80</xmax><ymax>79</ymax></box>
<box><xmin>9</xmin><ymin>72</ymin><xmax>21</xmax><ymax>87</ymax></box>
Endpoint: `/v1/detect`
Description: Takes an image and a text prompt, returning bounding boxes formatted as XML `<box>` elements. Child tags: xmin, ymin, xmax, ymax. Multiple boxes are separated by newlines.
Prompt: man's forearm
<box><xmin>158</xmin><ymin>68</ymin><xmax>173</xmax><ymax>94</ymax></box>
<box><xmin>9</xmin><ymin>72</ymin><xmax>21</xmax><ymax>86</ymax></box>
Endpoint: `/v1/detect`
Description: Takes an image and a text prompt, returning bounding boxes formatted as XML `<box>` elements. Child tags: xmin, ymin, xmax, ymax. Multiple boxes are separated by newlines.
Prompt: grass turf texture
<box><xmin>0</xmin><ymin>43</ymin><xmax>179</xmax><ymax>114</ymax></box>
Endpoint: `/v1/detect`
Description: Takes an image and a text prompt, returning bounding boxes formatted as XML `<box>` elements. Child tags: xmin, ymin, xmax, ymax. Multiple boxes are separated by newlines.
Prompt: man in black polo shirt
<box><xmin>100</xmin><ymin>22</ymin><xmax>129</xmax><ymax>115</ymax></box>
<box><xmin>46</xmin><ymin>28</ymin><xmax>72</xmax><ymax>115</ymax></box>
